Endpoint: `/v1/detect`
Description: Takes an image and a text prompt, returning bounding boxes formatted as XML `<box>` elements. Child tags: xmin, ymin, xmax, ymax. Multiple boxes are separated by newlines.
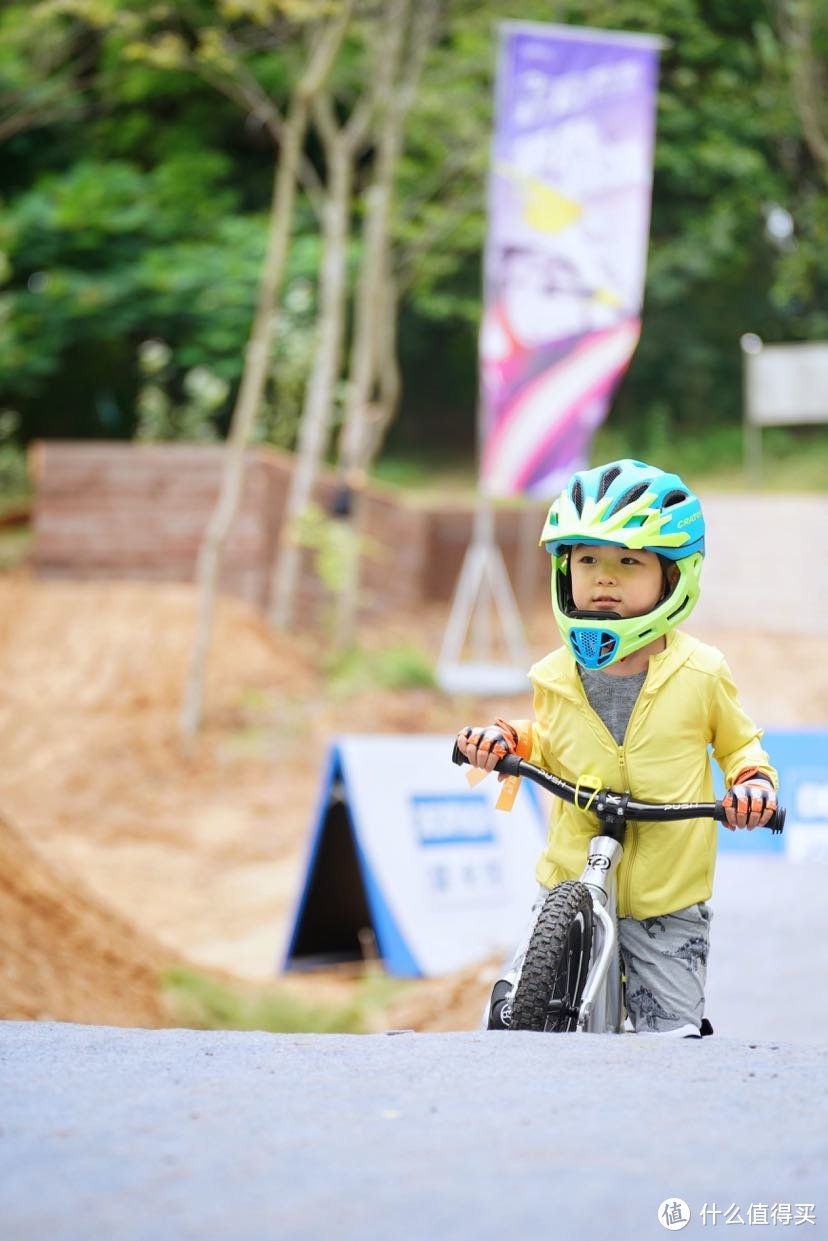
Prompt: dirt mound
<box><xmin>0</xmin><ymin>809</ymin><xmax>173</xmax><ymax>1026</ymax></box>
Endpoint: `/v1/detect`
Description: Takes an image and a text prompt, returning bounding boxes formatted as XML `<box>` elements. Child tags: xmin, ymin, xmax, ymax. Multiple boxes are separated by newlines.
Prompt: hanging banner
<box><xmin>479</xmin><ymin>22</ymin><xmax>663</xmax><ymax>498</ymax></box>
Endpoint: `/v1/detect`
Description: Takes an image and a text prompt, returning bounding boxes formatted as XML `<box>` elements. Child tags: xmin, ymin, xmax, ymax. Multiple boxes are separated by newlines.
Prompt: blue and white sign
<box><xmin>283</xmin><ymin>735</ymin><xmax>546</xmax><ymax>978</ymax></box>
<box><xmin>785</xmin><ymin>761</ymin><xmax>828</xmax><ymax>862</ymax></box>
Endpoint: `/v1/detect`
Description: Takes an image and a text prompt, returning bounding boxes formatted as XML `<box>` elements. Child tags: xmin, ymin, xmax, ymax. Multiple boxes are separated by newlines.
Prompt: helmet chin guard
<box><xmin>569</xmin><ymin>625</ymin><xmax>621</xmax><ymax>669</ymax></box>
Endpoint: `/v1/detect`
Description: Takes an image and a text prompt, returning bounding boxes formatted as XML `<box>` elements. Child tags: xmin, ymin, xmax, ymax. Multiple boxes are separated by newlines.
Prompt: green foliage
<box><xmin>0</xmin><ymin>523</ymin><xmax>31</xmax><ymax>569</ymax></box>
<box><xmin>324</xmin><ymin>642</ymin><xmax>437</xmax><ymax>696</ymax></box>
<box><xmin>0</xmin><ymin>149</ymin><xmax>320</xmax><ymax>440</ymax></box>
<box><xmin>161</xmin><ymin>963</ymin><xmax>406</xmax><ymax>1033</ymax></box>
<box><xmin>290</xmin><ymin>501</ymin><xmax>364</xmax><ymax>595</ymax></box>
<box><xmin>591</xmin><ymin>421</ymin><xmax>828</xmax><ymax>492</ymax></box>
<box><xmin>255</xmin><ymin>271</ymin><xmax>318</xmax><ymax>449</ymax></box>
<box><xmin>0</xmin><ymin>411</ymin><xmax>29</xmax><ymax>497</ymax></box>
<box><xmin>134</xmin><ymin>339</ymin><xmax>227</xmax><ymax>442</ymax></box>
<box><xmin>0</xmin><ymin>155</ymin><xmax>258</xmax><ymax>431</ymax></box>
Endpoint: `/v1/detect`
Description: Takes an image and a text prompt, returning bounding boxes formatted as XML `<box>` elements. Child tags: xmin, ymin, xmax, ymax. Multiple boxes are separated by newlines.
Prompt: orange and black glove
<box><xmin>722</xmin><ymin>768</ymin><xmax>777</xmax><ymax>830</ymax></box>
<box><xmin>456</xmin><ymin>719</ymin><xmax>521</xmax><ymax>774</ymax></box>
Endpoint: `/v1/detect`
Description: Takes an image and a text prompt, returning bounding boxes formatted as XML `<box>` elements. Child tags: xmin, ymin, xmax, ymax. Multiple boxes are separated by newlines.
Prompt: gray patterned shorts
<box><xmin>619</xmin><ymin>902</ymin><xmax>711</xmax><ymax>1033</ymax></box>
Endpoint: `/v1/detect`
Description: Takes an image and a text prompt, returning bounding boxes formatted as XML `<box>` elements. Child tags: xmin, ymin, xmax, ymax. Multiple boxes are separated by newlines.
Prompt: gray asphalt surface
<box><xmin>1</xmin><ymin>1023</ymin><xmax>827</xmax><ymax>1241</ymax></box>
<box><xmin>699</xmin><ymin>856</ymin><xmax>828</xmax><ymax>1042</ymax></box>
<box><xmin>2</xmin><ymin>858</ymin><xmax>827</xmax><ymax>1241</ymax></box>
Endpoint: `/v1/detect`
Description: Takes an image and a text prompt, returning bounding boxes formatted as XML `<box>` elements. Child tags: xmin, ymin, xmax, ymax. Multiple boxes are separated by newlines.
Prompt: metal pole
<box><xmin>469</xmin><ymin>496</ymin><xmax>494</xmax><ymax>661</ymax></box>
<box><xmin>740</xmin><ymin>333</ymin><xmax>763</xmax><ymax>486</ymax></box>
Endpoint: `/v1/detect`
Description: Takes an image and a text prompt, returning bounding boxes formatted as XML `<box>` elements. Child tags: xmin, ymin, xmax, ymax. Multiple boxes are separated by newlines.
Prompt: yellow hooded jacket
<box><xmin>512</xmin><ymin>629</ymin><xmax>777</xmax><ymax>920</ymax></box>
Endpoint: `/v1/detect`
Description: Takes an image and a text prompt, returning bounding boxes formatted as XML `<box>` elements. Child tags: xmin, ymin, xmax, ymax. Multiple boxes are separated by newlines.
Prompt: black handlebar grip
<box><xmin>768</xmin><ymin>805</ymin><xmax>786</xmax><ymax>834</ymax></box>
<box><xmin>715</xmin><ymin>801</ymin><xmax>786</xmax><ymax>834</ymax></box>
<box><xmin>450</xmin><ymin>745</ymin><xmax>522</xmax><ymax>777</ymax></box>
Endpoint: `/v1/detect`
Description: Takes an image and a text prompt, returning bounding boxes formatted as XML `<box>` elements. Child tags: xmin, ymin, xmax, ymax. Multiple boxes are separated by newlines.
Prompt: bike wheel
<box><xmin>509</xmin><ymin>881</ymin><xmax>594</xmax><ymax>1032</ymax></box>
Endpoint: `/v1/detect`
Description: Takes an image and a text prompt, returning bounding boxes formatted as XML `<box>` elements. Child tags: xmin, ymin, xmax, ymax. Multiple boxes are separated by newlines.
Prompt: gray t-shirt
<box><xmin>578</xmin><ymin>666</ymin><xmax>647</xmax><ymax>745</ymax></box>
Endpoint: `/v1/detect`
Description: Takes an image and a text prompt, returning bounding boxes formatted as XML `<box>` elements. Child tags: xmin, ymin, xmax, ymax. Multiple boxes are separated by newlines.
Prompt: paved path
<box><xmin>692</xmin><ymin>494</ymin><xmax>828</xmax><ymax>635</ymax></box>
<box><xmin>1</xmin><ymin>1021</ymin><xmax>826</xmax><ymax>1241</ymax></box>
<box><xmin>704</xmin><ymin>857</ymin><xmax>828</xmax><ymax>1041</ymax></box>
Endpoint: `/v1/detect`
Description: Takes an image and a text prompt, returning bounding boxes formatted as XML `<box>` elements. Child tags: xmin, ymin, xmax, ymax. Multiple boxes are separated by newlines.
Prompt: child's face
<box><xmin>569</xmin><ymin>544</ymin><xmax>665</xmax><ymax>618</ymax></box>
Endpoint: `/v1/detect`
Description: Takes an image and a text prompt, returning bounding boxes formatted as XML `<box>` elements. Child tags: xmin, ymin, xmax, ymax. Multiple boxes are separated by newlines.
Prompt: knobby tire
<box><xmin>509</xmin><ymin>881</ymin><xmax>594</xmax><ymax>1033</ymax></box>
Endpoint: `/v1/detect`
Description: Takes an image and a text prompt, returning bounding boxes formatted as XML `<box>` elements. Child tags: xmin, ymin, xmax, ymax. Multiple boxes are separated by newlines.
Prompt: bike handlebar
<box><xmin>451</xmin><ymin>746</ymin><xmax>786</xmax><ymax>834</ymax></box>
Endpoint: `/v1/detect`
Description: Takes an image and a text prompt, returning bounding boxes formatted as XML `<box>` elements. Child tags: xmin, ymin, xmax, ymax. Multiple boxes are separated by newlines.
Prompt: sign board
<box><xmin>713</xmin><ymin>730</ymin><xmax>828</xmax><ymax>860</ymax></box>
<box><xmin>282</xmin><ymin>735</ymin><xmax>546</xmax><ymax>978</ymax></box>
<box><xmin>743</xmin><ymin>340</ymin><xmax>828</xmax><ymax>426</ymax></box>
<box><xmin>741</xmin><ymin>335</ymin><xmax>828</xmax><ymax>478</ymax></box>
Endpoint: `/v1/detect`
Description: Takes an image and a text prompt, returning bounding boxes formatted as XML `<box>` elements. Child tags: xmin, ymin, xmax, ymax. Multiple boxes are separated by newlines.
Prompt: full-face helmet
<box><xmin>539</xmin><ymin>459</ymin><xmax>705</xmax><ymax>670</ymax></box>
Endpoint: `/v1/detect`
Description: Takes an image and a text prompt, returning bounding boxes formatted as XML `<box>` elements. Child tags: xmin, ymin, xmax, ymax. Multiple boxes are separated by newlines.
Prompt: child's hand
<box><xmin>722</xmin><ymin>778</ymin><xmax>777</xmax><ymax>831</ymax></box>
<box><xmin>456</xmin><ymin>720</ymin><xmax>519</xmax><ymax>774</ymax></box>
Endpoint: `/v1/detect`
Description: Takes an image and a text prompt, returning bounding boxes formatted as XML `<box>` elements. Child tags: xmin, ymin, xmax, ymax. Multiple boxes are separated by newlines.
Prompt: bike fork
<box><xmin>576</xmin><ymin>835</ymin><xmax>624</xmax><ymax>1033</ymax></box>
<box><xmin>578</xmin><ymin>902</ymin><xmax>623</xmax><ymax>1032</ymax></box>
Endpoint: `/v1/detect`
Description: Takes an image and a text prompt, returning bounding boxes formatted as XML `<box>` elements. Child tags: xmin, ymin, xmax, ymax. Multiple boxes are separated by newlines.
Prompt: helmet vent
<box><xmin>610</xmin><ymin>482</ymin><xmax>648</xmax><ymax>515</ymax></box>
<box><xmin>570</xmin><ymin>627</ymin><xmax>619</xmax><ymax>669</ymax></box>
<box><xmin>597</xmin><ymin>466</ymin><xmax>622</xmax><ymax>499</ymax></box>
<box><xmin>666</xmin><ymin>594</ymin><xmax>690</xmax><ymax>622</ymax></box>
<box><xmin>571</xmin><ymin>479</ymin><xmax>584</xmax><ymax>515</ymax></box>
<box><xmin>662</xmin><ymin>489</ymin><xmax>687</xmax><ymax>508</ymax></box>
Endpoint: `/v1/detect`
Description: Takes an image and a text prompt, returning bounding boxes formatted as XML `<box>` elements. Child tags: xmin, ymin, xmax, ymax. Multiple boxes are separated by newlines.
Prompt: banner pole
<box><xmin>436</xmin><ymin>398</ymin><xmax>531</xmax><ymax>694</ymax></box>
<box><xmin>468</xmin><ymin>498</ymin><xmax>493</xmax><ymax>662</ymax></box>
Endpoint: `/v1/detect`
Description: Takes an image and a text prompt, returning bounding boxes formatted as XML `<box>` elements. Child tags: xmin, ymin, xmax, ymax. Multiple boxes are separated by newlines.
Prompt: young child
<box><xmin>456</xmin><ymin>458</ymin><xmax>777</xmax><ymax>1037</ymax></box>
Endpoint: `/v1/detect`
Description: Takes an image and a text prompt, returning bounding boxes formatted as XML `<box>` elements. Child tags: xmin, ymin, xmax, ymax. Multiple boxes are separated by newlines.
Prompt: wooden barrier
<box><xmin>29</xmin><ymin>442</ymin><xmax>548</xmax><ymax>618</ymax></box>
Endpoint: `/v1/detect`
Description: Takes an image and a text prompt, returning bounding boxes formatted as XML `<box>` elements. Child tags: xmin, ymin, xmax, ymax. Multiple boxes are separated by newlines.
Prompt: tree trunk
<box><xmin>268</xmin><ymin>141</ymin><xmax>353</xmax><ymax>630</ymax></box>
<box><xmin>179</xmin><ymin>8</ymin><xmax>353</xmax><ymax>739</ymax></box>
<box><xmin>267</xmin><ymin>56</ymin><xmax>377</xmax><ymax>633</ymax></box>
<box><xmin>784</xmin><ymin>2</ymin><xmax>828</xmax><ymax>175</ymax></box>
<box><xmin>333</xmin><ymin>0</ymin><xmax>439</xmax><ymax>646</ymax></box>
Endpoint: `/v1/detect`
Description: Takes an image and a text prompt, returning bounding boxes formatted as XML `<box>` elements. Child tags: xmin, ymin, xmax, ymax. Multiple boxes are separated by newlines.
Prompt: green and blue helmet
<box><xmin>540</xmin><ymin>459</ymin><xmax>705</xmax><ymax>670</ymax></box>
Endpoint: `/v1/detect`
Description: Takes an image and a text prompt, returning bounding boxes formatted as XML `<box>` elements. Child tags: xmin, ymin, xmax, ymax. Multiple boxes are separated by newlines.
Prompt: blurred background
<box><xmin>0</xmin><ymin>0</ymin><xmax>826</xmax><ymax>1038</ymax></box>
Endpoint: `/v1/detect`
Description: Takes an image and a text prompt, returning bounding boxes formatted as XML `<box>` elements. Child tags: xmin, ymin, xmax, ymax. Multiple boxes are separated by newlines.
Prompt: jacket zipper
<box><xmin>618</xmin><ymin>677</ymin><xmax>653</xmax><ymax>917</ymax></box>
<box><xmin>618</xmin><ymin>741</ymin><xmax>636</xmax><ymax>916</ymax></box>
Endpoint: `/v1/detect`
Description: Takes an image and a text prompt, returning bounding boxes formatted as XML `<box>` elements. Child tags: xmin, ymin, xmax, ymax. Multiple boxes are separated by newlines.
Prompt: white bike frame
<box><xmin>576</xmin><ymin>834</ymin><xmax>625</xmax><ymax>1032</ymax></box>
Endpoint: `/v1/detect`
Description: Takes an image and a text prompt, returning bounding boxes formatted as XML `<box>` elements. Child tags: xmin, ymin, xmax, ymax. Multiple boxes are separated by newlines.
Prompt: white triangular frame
<box><xmin>437</xmin><ymin>501</ymin><xmax>531</xmax><ymax>695</ymax></box>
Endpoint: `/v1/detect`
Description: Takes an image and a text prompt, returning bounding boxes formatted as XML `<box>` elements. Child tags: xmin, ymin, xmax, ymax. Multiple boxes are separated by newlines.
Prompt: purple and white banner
<box><xmin>479</xmin><ymin>23</ymin><xmax>662</xmax><ymax>497</ymax></box>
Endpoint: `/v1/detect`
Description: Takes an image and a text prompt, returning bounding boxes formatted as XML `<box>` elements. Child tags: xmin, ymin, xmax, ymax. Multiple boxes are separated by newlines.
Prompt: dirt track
<box><xmin>0</xmin><ymin>574</ymin><xmax>826</xmax><ymax>1030</ymax></box>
